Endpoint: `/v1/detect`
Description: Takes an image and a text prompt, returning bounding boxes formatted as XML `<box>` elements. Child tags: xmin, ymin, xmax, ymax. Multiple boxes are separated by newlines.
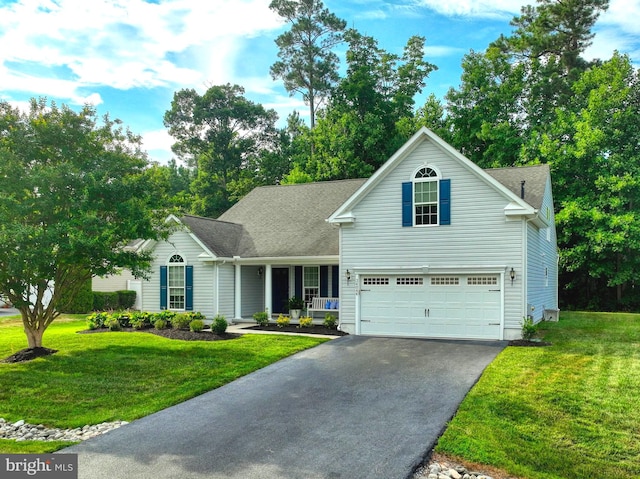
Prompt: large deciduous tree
<box><xmin>445</xmin><ymin>0</ymin><xmax>609</xmax><ymax>167</ymax></box>
<box><xmin>0</xmin><ymin>99</ymin><xmax>170</xmax><ymax>350</ymax></box>
<box><xmin>269</xmin><ymin>0</ymin><xmax>346</xmax><ymax>128</ymax></box>
<box><xmin>163</xmin><ymin>84</ymin><xmax>279</xmax><ymax>217</ymax></box>
<box><xmin>538</xmin><ymin>53</ymin><xmax>640</xmax><ymax>309</ymax></box>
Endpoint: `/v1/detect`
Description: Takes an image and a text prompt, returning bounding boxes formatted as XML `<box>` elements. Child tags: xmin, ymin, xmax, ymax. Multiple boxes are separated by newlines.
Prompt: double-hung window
<box><xmin>303</xmin><ymin>266</ymin><xmax>319</xmax><ymax>305</ymax></box>
<box><xmin>414</xmin><ymin>167</ymin><xmax>439</xmax><ymax>225</ymax></box>
<box><xmin>168</xmin><ymin>254</ymin><xmax>186</xmax><ymax>310</ymax></box>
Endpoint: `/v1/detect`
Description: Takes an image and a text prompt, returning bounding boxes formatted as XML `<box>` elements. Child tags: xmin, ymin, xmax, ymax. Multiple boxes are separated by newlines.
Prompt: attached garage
<box><xmin>358</xmin><ymin>274</ymin><xmax>503</xmax><ymax>340</ymax></box>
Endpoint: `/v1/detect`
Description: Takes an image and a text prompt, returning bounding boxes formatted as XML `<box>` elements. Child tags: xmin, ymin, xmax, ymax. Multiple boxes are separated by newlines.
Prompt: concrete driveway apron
<box><xmin>62</xmin><ymin>336</ymin><xmax>506</xmax><ymax>479</ymax></box>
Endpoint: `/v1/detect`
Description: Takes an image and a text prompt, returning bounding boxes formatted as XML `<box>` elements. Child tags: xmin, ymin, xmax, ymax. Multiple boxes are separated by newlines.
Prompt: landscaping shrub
<box><xmin>276</xmin><ymin>314</ymin><xmax>290</xmax><ymax>328</ymax></box>
<box><xmin>522</xmin><ymin>316</ymin><xmax>537</xmax><ymax>341</ymax></box>
<box><xmin>154</xmin><ymin>318</ymin><xmax>167</xmax><ymax>330</ymax></box>
<box><xmin>184</xmin><ymin>311</ymin><xmax>205</xmax><ymax>321</ymax></box>
<box><xmin>172</xmin><ymin>313</ymin><xmax>192</xmax><ymax>330</ymax></box>
<box><xmin>212</xmin><ymin>315</ymin><xmax>228</xmax><ymax>334</ymax></box>
<box><xmin>130</xmin><ymin>311</ymin><xmax>152</xmax><ymax>330</ymax></box>
<box><xmin>93</xmin><ymin>291</ymin><xmax>119</xmax><ymax>311</ymax></box>
<box><xmin>152</xmin><ymin>311</ymin><xmax>176</xmax><ymax>324</ymax></box>
<box><xmin>105</xmin><ymin>316</ymin><xmax>121</xmax><ymax>331</ymax></box>
<box><xmin>323</xmin><ymin>313</ymin><xmax>337</xmax><ymax>329</ymax></box>
<box><xmin>110</xmin><ymin>311</ymin><xmax>131</xmax><ymax>328</ymax></box>
<box><xmin>189</xmin><ymin>319</ymin><xmax>204</xmax><ymax>332</ymax></box>
<box><xmin>86</xmin><ymin>312</ymin><xmax>109</xmax><ymax>330</ymax></box>
<box><xmin>116</xmin><ymin>290</ymin><xmax>136</xmax><ymax>310</ymax></box>
<box><xmin>253</xmin><ymin>311</ymin><xmax>269</xmax><ymax>327</ymax></box>
<box><xmin>59</xmin><ymin>277</ymin><xmax>93</xmax><ymax>314</ymax></box>
<box><xmin>298</xmin><ymin>316</ymin><xmax>313</xmax><ymax>328</ymax></box>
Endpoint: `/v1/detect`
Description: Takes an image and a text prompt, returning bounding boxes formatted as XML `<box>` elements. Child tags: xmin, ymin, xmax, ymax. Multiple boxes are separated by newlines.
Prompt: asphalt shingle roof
<box><xmin>179</xmin><ymin>215</ymin><xmax>244</xmax><ymax>258</ymax></box>
<box><xmin>216</xmin><ymin>179</ymin><xmax>367</xmax><ymax>258</ymax></box>
<box><xmin>485</xmin><ymin>164</ymin><xmax>550</xmax><ymax>210</ymax></box>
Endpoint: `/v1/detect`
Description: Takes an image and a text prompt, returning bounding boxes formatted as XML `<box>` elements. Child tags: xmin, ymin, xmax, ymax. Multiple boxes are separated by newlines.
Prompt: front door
<box><xmin>272</xmin><ymin>268</ymin><xmax>289</xmax><ymax>314</ymax></box>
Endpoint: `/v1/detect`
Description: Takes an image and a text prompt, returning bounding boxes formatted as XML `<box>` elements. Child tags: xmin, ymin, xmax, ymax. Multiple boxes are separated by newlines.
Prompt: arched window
<box><xmin>413</xmin><ymin>167</ymin><xmax>439</xmax><ymax>226</ymax></box>
<box><xmin>402</xmin><ymin>166</ymin><xmax>450</xmax><ymax>227</ymax></box>
<box><xmin>168</xmin><ymin>254</ymin><xmax>186</xmax><ymax>310</ymax></box>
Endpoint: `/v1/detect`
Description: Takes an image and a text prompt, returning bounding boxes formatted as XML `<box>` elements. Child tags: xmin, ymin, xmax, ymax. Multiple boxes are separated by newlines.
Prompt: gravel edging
<box><xmin>413</xmin><ymin>452</ymin><xmax>523</xmax><ymax>479</ymax></box>
<box><xmin>0</xmin><ymin>417</ymin><xmax>127</xmax><ymax>442</ymax></box>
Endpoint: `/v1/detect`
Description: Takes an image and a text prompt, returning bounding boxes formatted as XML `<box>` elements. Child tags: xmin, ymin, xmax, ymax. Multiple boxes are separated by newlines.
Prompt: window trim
<box><xmin>167</xmin><ymin>254</ymin><xmax>186</xmax><ymax>311</ymax></box>
<box><xmin>402</xmin><ymin>165</ymin><xmax>450</xmax><ymax>227</ymax></box>
<box><xmin>302</xmin><ymin>266</ymin><xmax>320</xmax><ymax>305</ymax></box>
<box><xmin>413</xmin><ymin>166</ymin><xmax>440</xmax><ymax>227</ymax></box>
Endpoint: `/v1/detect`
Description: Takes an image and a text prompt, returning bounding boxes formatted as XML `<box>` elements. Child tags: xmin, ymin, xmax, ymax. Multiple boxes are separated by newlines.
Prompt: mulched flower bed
<box><xmin>78</xmin><ymin>327</ymin><xmax>241</xmax><ymax>341</ymax></box>
<box><xmin>245</xmin><ymin>324</ymin><xmax>348</xmax><ymax>336</ymax></box>
<box><xmin>2</xmin><ymin>347</ymin><xmax>58</xmax><ymax>364</ymax></box>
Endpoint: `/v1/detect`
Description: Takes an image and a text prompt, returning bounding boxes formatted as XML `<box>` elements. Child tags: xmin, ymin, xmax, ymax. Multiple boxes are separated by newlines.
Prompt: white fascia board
<box><xmin>352</xmin><ymin>265</ymin><xmax>508</xmax><ymax>275</ymax></box>
<box><xmin>327</xmin><ymin>214</ymin><xmax>356</xmax><ymax>224</ymax></box>
<box><xmin>187</xmin><ymin>233</ymin><xmax>218</xmax><ymax>261</ymax></box>
<box><xmin>138</xmin><ymin>239</ymin><xmax>156</xmax><ymax>252</ymax></box>
<box><xmin>165</xmin><ymin>214</ymin><xmax>182</xmax><ymax>224</ymax></box>
<box><xmin>231</xmin><ymin>255</ymin><xmax>340</xmax><ymax>265</ymax></box>
<box><xmin>504</xmin><ymin>203</ymin><xmax>549</xmax><ymax>228</ymax></box>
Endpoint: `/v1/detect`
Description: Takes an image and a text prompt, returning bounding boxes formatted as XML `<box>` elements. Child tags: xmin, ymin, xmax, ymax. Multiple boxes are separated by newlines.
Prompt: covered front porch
<box><xmin>232</xmin><ymin>261</ymin><xmax>341</xmax><ymax>322</ymax></box>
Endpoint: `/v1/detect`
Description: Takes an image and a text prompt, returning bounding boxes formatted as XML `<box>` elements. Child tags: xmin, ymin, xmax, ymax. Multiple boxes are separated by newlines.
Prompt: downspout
<box><xmin>233</xmin><ymin>256</ymin><xmax>242</xmax><ymax>322</ymax></box>
<box><xmin>354</xmin><ymin>274</ymin><xmax>361</xmax><ymax>335</ymax></box>
<box><xmin>215</xmin><ymin>260</ymin><xmax>226</xmax><ymax>318</ymax></box>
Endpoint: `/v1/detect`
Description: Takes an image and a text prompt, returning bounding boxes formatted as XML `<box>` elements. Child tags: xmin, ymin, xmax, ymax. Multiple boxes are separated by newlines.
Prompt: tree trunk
<box><xmin>24</xmin><ymin>324</ymin><xmax>45</xmax><ymax>348</ymax></box>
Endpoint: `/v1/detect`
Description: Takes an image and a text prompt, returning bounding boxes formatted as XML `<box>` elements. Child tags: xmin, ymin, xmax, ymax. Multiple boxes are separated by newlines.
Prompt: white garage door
<box><xmin>359</xmin><ymin>275</ymin><xmax>502</xmax><ymax>340</ymax></box>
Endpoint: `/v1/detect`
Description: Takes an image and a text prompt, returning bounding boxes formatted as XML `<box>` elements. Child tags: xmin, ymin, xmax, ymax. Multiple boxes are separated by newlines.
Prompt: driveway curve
<box><xmin>62</xmin><ymin>336</ymin><xmax>506</xmax><ymax>479</ymax></box>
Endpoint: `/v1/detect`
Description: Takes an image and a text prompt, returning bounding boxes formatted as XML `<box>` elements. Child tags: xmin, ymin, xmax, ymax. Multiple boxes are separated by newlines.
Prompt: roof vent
<box><xmin>520</xmin><ymin>180</ymin><xmax>526</xmax><ymax>199</ymax></box>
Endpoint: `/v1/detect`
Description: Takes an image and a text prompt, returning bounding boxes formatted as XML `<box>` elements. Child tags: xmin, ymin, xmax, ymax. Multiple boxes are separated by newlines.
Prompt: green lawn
<box><xmin>436</xmin><ymin>311</ymin><xmax>640</xmax><ymax>479</ymax></box>
<box><xmin>0</xmin><ymin>316</ymin><xmax>327</xmax><ymax>454</ymax></box>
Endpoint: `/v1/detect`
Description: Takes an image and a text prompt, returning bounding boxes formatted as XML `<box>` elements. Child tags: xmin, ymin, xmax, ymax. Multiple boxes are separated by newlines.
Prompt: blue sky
<box><xmin>1</xmin><ymin>0</ymin><xmax>638</xmax><ymax>164</ymax></box>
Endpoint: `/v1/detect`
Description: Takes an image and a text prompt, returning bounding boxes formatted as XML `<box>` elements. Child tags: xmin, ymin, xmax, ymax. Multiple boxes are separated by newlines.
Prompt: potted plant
<box><xmin>287</xmin><ymin>296</ymin><xmax>305</xmax><ymax>321</ymax></box>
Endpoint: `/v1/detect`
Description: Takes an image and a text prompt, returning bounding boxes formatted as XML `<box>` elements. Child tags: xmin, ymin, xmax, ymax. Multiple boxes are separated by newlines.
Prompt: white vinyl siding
<box><xmin>338</xmin><ymin>138</ymin><xmax>524</xmax><ymax>337</ymax></box>
<box><xmin>241</xmin><ymin>265</ymin><xmax>265</xmax><ymax>318</ymax></box>
<box><xmin>526</xmin><ymin>176</ymin><xmax>558</xmax><ymax>321</ymax></box>
<box><xmin>141</xmin><ymin>229</ymin><xmax>215</xmax><ymax>316</ymax></box>
<box><xmin>217</xmin><ymin>263</ymin><xmax>235</xmax><ymax>318</ymax></box>
<box><xmin>92</xmin><ymin>269</ymin><xmax>135</xmax><ymax>292</ymax></box>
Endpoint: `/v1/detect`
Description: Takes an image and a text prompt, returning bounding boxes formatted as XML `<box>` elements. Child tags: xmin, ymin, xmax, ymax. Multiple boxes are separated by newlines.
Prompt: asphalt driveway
<box><xmin>62</xmin><ymin>335</ymin><xmax>506</xmax><ymax>479</ymax></box>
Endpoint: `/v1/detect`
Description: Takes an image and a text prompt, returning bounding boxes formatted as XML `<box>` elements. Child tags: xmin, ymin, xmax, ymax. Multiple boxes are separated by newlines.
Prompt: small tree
<box><xmin>0</xmin><ymin>99</ymin><xmax>170</xmax><ymax>350</ymax></box>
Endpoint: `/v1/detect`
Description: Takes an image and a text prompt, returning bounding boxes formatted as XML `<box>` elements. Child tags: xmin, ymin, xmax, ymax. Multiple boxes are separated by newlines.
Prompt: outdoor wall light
<box><xmin>510</xmin><ymin>267</ymin><xmax>516</xmax><ymax>284</ymax></box>
<box><xmin>345</xmin><ymin>269</ymin><xmax>351</xmax><ymax>283</ymax></box>
<box><xmin>258</xmin><ymin>266</ymin><xmax>264</xmax><ymax>278</ymax></box>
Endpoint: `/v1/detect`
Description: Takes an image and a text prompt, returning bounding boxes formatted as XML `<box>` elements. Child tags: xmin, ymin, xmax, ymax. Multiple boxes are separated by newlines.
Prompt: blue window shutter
<box><xmin>160</xmin><ymin>266</ymin><xmax>167</xmax><ymax>310</ymax></box>
<box><xmin>331</xmin><ymin>265</ymin><xmax>339</xmax><ymax>297</ymax></box>
<box><xmin>402</xmin><ymin>182</ymin><xmax>413</xmax><ymax>227</ymax></box>
<box><xmin>320</xmin><ymin>266</ymin><xmax>328</xmax><ymax>297</ymax></box>
<box><xmin>295</xmin><ymin>266</ymin><xmax>303</xmax><ymax>299</ymax></box>
<box><xmin>440</xmin><ymin>179</ymin><xmax>451</xmax><ymax>225</ymax></box>
<box><xmin>185</xmin><ymin>265</ymin><xmax>194</xmax><ymax>311</ymax></box>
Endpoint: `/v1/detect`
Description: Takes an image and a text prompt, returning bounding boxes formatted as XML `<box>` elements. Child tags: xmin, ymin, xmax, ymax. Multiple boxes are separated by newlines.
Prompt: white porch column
<box><xmin>264</xmin><ymin>264</ymin><xmax>273</xmax><ymax>316</ymax></box>
<box><xmin>234</xmin><ymin>262</ymin><xmax>242</xmax><ymax>321</ymax></box>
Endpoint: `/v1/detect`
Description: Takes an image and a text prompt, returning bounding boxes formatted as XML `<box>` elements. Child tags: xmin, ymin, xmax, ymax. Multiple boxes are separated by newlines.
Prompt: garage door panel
<box><xmin>360</xmin><ymin>274</ymin><xmax>502</xmax><ymax>340</ymax></box>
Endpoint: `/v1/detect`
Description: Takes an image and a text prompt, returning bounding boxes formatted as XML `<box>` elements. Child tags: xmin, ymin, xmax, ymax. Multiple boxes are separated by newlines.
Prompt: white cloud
<box><xmin>588</xmin><ymin>0</ymin><xmax>640</xmax><ymax>61</ymax></box>
<box><xmin>412</xmin><ymin>0</ymin><xmax>525</xmax><ymax>18</ymax></box>
<box><xmin>142</xmin><ymin>128</ymin><xmax>174</xmax><ymax>153</ymax></box>
<box><xmin>0</xmin><ymin>0</ymin><xmax>283</xmax><ymax>103</ymax></box>
<box><xmin>0</xmin><ymin>64</ymin><xmax>104</xmax><ymax>105</ymax></box>
<box><xmin>142</xmin><ymin>128</ymin><xmax>175</xmax><ymax>164</ymax></box>
<box><xmin>424</xmin><ymin>46</ymin><xmax>466</xmax><ymax>58</ymax></box>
